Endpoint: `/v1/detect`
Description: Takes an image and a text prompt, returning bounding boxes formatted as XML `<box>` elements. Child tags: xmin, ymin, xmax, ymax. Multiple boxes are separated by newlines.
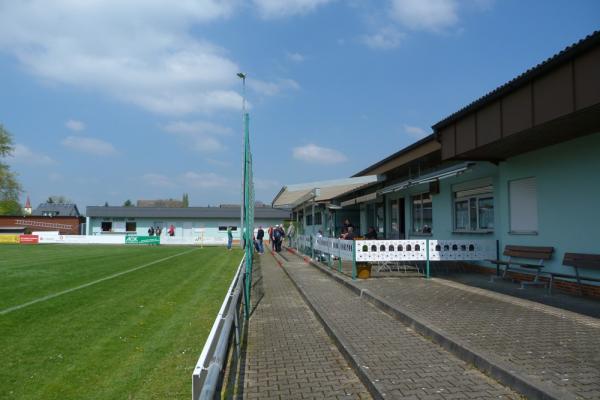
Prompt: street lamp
<box><xmin>237</xmin><ymin>72</ymin><xmax>246</xmax><ymax>113</ymax></box>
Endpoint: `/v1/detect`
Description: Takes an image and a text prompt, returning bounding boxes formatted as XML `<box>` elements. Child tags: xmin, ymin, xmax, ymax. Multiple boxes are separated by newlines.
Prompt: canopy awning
<box><xmin>272</xmin><ymin>175</ymin><xmax>383</xmax><ymax>208</ymax></box>
<box><xmin>379</xmin><ymin>162</ymin><xmax>474</xmax><ymax>195</ymax></box>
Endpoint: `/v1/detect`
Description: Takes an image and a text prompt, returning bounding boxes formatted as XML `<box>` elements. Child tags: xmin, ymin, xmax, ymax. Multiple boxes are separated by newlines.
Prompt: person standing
<box><xmin>273</xmin><ymin>225</ymin><xmax>282</xmax><ymax>252</ymax></box>
<box><xmin>256</xmin><ymin>226</ymin><xmax>265</xmax><ymax>254</ymax></box>
<box><xmin>148</xmin><ymin>226</ymin><xmax>154</xmax><ymax>236</ymax></box>
<box><xmin>286</xmin><ymin>223</ymin><xmax>295</xmax><ymax>247</ymax></box>
<box><xmin>227</xmin><ymin>226</ymin><xmax>233</xmax><ymax>250</ymax></box>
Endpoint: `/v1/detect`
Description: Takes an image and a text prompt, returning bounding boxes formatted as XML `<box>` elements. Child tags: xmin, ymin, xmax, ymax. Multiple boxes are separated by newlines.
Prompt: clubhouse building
<box><xmin>273</xmin><ymin>31</ymin><xmax>600</xmax><ymax>290</ymax></box>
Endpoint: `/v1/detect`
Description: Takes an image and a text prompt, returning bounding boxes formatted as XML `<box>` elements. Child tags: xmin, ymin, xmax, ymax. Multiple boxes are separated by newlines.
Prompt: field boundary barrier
<box><xmin>192</xmin><ymin>255</ymin><xmax>246</xmax><ymax>400</ymax></box>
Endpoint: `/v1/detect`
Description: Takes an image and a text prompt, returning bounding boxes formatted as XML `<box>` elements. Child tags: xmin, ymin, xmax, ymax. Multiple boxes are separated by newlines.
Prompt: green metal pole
<box><xmin>338</xmin><ymin>242</ymin><xmax>342</xmax><ymax>272</ymax></box>
<box><xmin>352</xmin><ymin>241</ymin><xmax>357</xmax><ymax>280</ymax></box>
<box><xmin>243</xmin><ymin>113</ymin><xmax>252</xmax><ymax>319</ymax></box>
<box><xmin>426</xmin><ymin>239</ymin><xmax>430</xmax><ymax>279</ymax></box>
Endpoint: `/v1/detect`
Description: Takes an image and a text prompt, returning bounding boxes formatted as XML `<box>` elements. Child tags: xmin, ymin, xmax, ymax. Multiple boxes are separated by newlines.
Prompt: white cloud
<box><xmin>0</xmin><ymin>1</ymin><xmax>244</xmax><ymax>115</ymax></box>
<box><xmin>362</xmin><ymin>27</ymin><xmax>405</xmax><ymax>50</ymax></box>
<box><xmin>10</xmin><ymin>144</ymin><xmax>56</xmax><ymax>165</ymax></box>
<box><xmin>248</xmin><ymin>78</ymin><xmax>300</xmax><ymax>96</ymax></box>
<box><xmin>254</xmin><ymin>178</ymin><xmax>280</xmax><ymax>190</ymax></box>
<box><xmin>293</xmin><ymin>143</ymin><xmax>347</xmax><ymax>164</ymax></box>
<box><xmin>142</xmin><ymin>170</ymin><xmax>232</xmax><ymax>190</ymax></box>
<box><xmin>182</xmin><ymin>171</ymin><xmax>232</xmax><ymax>188</ymax></box>
<box><xmin>287</xmin><ymin>52</ymin><xmax>305</xmax><ymax>62</ymax></box>
<box><xmin>390</xmin><ymin>0</ymin><xmax>458</xmax><ymax>32</ymax></box>
<box><xmin>163</xmin><ymin>121</ymin><xmax>232</xmax><ymax>153</ymax></box>
<box><xmin>403</xmin><ymin>124</ymin><xmax>428</xmax><ymax>138</ymax></box>
<box><xmin>142</xmin><ymin>173</ymin><xmax>175</xmax><ymax>188</ymax></box>
<box><xmin>65</xmin><ymin>119</ymin><xmax>85</xmax><ymax>132</ymax></box>
<box><xmin>62</xmin><ymin>136</ymin><xmax>117</xmax><ymax>156</ymax></box>
<box><xmin>254</xmin><ymin>0</ymin><xmax>335</xmax><ymax>18</ymax></box>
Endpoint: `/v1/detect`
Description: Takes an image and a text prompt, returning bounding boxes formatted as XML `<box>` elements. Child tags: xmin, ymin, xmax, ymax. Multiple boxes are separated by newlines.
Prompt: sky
<box><xmin>1</xmin><ymin>0</ymin><xmax>599</xmax><ymax>209</ymax></box>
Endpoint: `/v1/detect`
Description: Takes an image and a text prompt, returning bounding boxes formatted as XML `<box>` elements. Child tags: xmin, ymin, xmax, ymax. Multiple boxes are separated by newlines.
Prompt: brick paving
<box><xmin>278</xmin><ymin>254</ymin><xmax>520</xmax><ymax>400</ymax></box>
<box><xmin>243</xmin><ymin>253</ymin><xmax>371</xmax><ymax>400</ymax></box>
<box><xmin>355</xmin><ymin>276</ymin><xmax>600</xmax><ymax>399</ymax></box>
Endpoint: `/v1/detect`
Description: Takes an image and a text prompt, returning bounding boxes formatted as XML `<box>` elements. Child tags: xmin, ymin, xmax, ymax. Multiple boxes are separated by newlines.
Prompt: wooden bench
<box><xmin>549</xmin><ymin>253</ymin><xmax>600</xmax><ymax>295</ymax></box>
<box><xmin>488</xmin><ymin>245</ymin><xmax>554</xmax><ymax>288</ymax></box>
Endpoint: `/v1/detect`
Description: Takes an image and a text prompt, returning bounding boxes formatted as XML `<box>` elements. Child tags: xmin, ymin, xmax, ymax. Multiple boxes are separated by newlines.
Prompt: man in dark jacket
<box><xmin>256</xmin><ymin>226</ymin><xmax>265</xmax><ymax>254</ymax></box>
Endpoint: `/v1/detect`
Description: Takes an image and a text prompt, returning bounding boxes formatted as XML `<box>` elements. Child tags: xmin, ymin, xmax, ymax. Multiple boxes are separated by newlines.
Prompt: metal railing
<box><xmin>192</xmin><ymin>255</ymin><xmax>246</xmax><ymax>400</ymax></box>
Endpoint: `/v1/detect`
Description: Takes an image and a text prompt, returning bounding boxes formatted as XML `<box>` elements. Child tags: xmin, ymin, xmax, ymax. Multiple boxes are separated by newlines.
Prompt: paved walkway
<box><xmin>352</xmin><ymin>276</ymin><xmax>600</xmax><ymax>400</ymax></box>
<box><xmin>276</xmin><ymin>252</ymin><xmax>519</xmax><ymax>400</ymax></box>
<box><xmin>243</xmin><ymin>253</ymin><xmax>371</xmax><ymax>399</ymax></box>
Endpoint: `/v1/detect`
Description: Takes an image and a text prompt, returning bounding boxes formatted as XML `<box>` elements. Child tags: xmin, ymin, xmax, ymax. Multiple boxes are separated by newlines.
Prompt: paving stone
<box><xmin>243</xmin><ymin>254</ymin><xmax>370</xmax><ymax>399</ymax></box>
<box><xmin>355</xmin><ymin>276</ymin><xmax>600</xmax><ymax>399</ymax></box>
<box><xmin>279</xmin><ymin>254</ymin><xmax>519</xmax><ymax>400</ymax></box>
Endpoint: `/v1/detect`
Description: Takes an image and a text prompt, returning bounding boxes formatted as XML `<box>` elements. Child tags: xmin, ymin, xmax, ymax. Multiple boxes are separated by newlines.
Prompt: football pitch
<box><xmin>0</xmin><ymin>244</ymin><xmax>242</xmax><ymax>399</ymax></box>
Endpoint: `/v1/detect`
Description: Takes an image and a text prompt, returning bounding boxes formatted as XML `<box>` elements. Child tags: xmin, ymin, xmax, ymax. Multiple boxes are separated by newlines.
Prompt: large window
<box><xmin>101</xmin><ymin>221</ymin><xmax>112</xmax><ymax>232</ymax></box>
<box><xmin>453</xmin><ymin>185</ymin><xmax>494</xmax><ymax>232</ymax></box>
<box><xmin>509</xmin><ymin>177</ymin><xmax>538</xmax><ymax>234</ymax></box>
<box><xmin>125</xmin><ymin>222</ymin><xmax>137</xmax><ymax>232</ymax></box>
<box><xmin>412</xmin><ymin>193</ymin><xmax>432</xmax><ymax>234</ymax></box>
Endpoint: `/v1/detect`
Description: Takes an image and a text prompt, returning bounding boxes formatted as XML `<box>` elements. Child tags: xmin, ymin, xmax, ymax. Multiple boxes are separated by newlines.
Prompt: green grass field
<box><xmin>0</xmin><ymin>244</ymin><xmax>242</xmax><ymax>399</ymax></box>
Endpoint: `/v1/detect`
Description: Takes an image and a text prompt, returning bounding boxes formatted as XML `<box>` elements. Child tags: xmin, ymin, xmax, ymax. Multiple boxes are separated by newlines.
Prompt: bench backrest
<box><xmin>563</xmin><ymin>253</ymin><xmax>600</xmax><ymax>270</ymax></box>
<box><xmin>503</xmin><ymin>245</ymin><xmax>554</xmax><ymax>260</ymax></box>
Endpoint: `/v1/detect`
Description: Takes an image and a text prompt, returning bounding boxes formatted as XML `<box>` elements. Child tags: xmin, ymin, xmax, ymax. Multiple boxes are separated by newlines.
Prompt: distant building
<box><xmin>32</xmin><ymin>203</ymin><xmax>81</xmax><ymax>217</ymax></box>
<box><xmin>86</xmin><ymin>206</ymin><xmax>291</xmax><ymax>242</ymax></box>
<box><xmin>23</xmin><ymin>196</ymin><xmax>32</xmax><ymax>215</ymax></box>
<box><xmin>137</xmin><ymin>199</ymin><xmax>184</xmax><ymax>208</ymax></box>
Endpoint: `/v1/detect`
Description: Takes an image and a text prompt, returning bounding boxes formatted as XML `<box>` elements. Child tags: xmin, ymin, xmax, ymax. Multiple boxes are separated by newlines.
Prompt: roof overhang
<box><xmin>434</xmin><ymin>31</ymin><xmax>600</xmax><ymax>162</ymax></box>
<box><xmin>379</xmin><ymin>162</ymin><xmax>474</xmax><ymax>195</ymax></box>
<box><xmin>271</xmin><ymin>175</ymin><xmax>384</xmax><ymax>209</ymax></box>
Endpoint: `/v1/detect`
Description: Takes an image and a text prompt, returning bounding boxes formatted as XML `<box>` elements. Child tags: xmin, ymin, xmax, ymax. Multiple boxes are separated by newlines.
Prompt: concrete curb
<box><xmin>270</xmin><ymin>250</ymin><xmax>386</xmax><ymax>400</ymax></box>
<box><xmin>284</xmin><ymin>246</ymin><xmax>575</xmax><ymax>400</ymax></box>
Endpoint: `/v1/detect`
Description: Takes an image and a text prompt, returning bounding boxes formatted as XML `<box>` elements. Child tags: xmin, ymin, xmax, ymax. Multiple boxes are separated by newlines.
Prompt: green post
<box><xmin>426</xmin><ymin>239</ymin><xmax>430</xmax><ymax>279</ymax></box>
<box><xmin>338</xmin><ymin>242</ymin><xmax>342</xmax><ymax>272</ymax></box>
<box><xmin>242</xmin><ymin>112</ymin><xmax>253</xmax><ymax>319</ymax></box>
<box><xmin>328</xmin><ymin>246</ymin><xmax>332</xmax><ymax>270</ymax></box>
<box><xmin>311</xmin><ymin>235</ymin><xmax>314</xmax><ymax>260</ymax></box>
<box><xmin>352</xmin><ymin>241</ymin><xmax>357</xmax><ymax>280</ymax></box>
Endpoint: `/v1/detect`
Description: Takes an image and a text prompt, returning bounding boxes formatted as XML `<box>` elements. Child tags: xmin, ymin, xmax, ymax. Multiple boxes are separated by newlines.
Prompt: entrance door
<box><xmin>390</xmin><ymin>198</ymin><xmax>406</xmax><ymax>239</ymax></box>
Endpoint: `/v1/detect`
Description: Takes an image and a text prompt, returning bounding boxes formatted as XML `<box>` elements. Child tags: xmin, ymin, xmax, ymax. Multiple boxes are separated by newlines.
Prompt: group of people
<box><xmin>268</xmin><ymin>224</ymin><xmax>286</xmax><ymax>253</ymax></box>
<box><xmin>147</xmin><ymin>224</ymin><xmax>175</xmax><ymax>237</ymax></box>
<box><xmin>339</xmin><ymin>218</ymin><xmax>378</xmax><ymax>240</ymax></box>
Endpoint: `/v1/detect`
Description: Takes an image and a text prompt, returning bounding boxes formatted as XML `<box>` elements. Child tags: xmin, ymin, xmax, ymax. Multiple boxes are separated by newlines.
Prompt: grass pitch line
<box><xmin>0</xmin><ymin>248</ymin><xmax>198</xmax><ymax>315</ymax></box>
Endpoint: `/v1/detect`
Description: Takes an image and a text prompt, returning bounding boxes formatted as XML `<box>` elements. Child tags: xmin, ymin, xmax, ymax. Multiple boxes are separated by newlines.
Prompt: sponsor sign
<box><xmin>19</xmin><ymin>235</ymin><xmax>39</xmax><ymax>244</ymax></box>
<box><xmin>0</xmin><ymin>234</ymin><xmax>20</xmax><ymax>244</ymax></box>
<box><xmin>125</xmin><ymin>235</ymin><xmax>160</xmax><ymax>245</ymax></box>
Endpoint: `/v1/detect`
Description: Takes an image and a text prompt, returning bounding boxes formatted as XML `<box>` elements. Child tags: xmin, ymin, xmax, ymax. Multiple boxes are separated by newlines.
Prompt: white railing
<box><xmin>292</xmin><ymin>236</ymin><xmax>497</xmax><ymax>279</ymax></box>
<box><xmin>192</xmin><ymin>256</ymin><xmax>245</xmax><ymax>400</ymax></box>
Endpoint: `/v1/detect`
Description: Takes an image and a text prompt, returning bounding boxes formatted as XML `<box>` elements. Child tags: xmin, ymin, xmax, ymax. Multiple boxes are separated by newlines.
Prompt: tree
<box><xmin>123</xmin><ymin>199</ymin><xmax>133</xmax><ymax>207</ymax></box>
<box><xmin>182</xmin><ymin>193</ymin><xmax>189</xmax><ymax>207</ymax></box>
<box><xmin>47</xmin><ymin>195</ymin><xmax>70</xmax><ymax>204</ymax></box>
<box><xmin>0</xmin><ymin>124</ymin><xmax>22</xmax><ymax>215</ymax></box>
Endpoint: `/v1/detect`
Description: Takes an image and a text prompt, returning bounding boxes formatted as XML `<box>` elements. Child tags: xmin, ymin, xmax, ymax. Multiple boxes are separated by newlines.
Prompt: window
<box><xmin>218</xmin><ymin>226</ymin><xmax>238</xmax><ymax>231</ymax></box>
<box><xmin>306</xmin><ymin>214</ymin><xmax>313</xmax><ymax>226</ymax></box>
<box><xmin>101</xmin><ymin>221</ymin><xmax>112</xmax><ymax>232</ymax></box>
<box><xmin>453</xmin><ymin>185</ymin><xmax>494</xmax><ymax>232</ymax></box>
<box><xmin>509</xmin><ymin>177</ymin><xmax>538</xmax><ymax>234</ymax></box>
<box><xmin>412</xmin><ymin>193</ymin><xmax>432</xmax><ymax>234</ymax></box>
<box><xmin>314</xmin><ymin>212</ymin><xmax>322</xmax><ymax>225</ymax></box>
<box><xmin>125</xmin><ymin>222</ymin><xmax>136</xmax><ymax>232</ymax></box>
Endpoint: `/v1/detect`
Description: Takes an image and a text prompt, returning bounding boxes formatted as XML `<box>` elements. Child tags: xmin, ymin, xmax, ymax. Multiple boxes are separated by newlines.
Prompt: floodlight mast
<box><xmin>238</xmin><ymin>72</ymin><xmax>247</xmax><ymax>251</ymax></box>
